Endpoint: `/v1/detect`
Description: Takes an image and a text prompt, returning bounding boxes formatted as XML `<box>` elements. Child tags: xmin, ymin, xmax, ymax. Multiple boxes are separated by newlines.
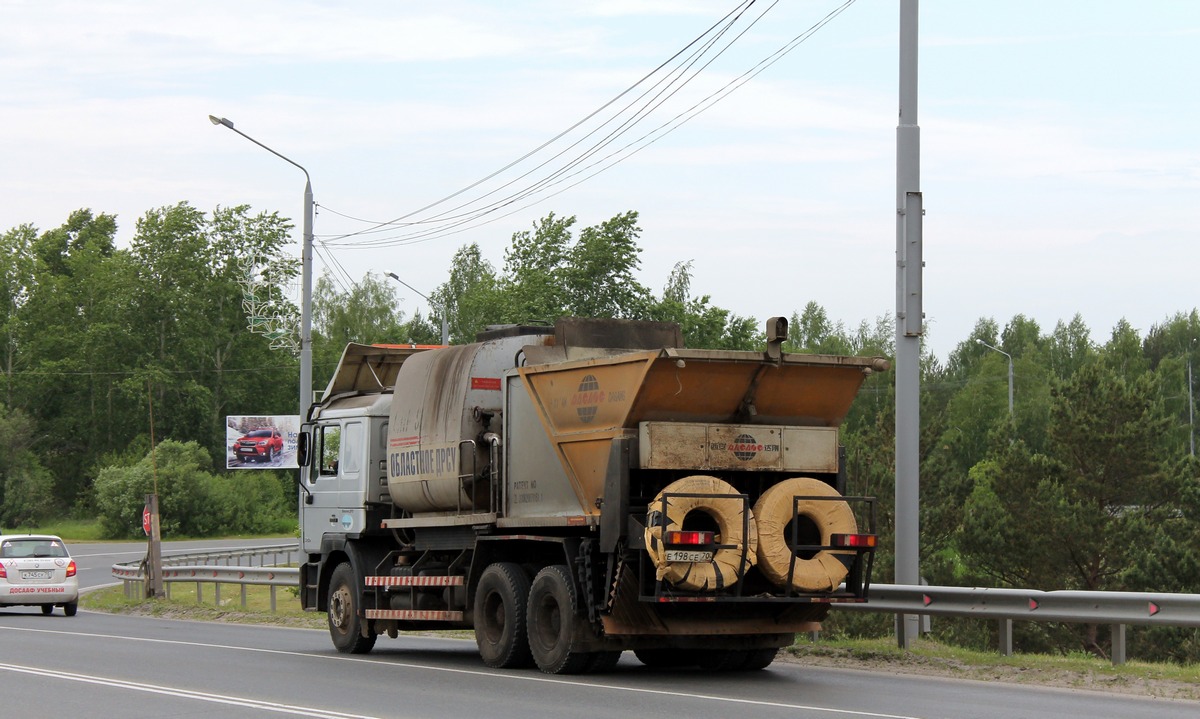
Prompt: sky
<box><xmin>2</xmin><ymin>0</ymin><xmax>1197</xmax><ymax>361</ymax></box>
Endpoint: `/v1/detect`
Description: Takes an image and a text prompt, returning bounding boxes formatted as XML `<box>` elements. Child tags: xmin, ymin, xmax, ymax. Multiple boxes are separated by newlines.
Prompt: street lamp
<box><xmin>209</xmin><ymin>115</ymin><xmax>314</xmax><ymax>419</ymax></box>
<box><xmin>976</xmin><ymin>339</ymin><xmax>1013</xmax><ymax>418</ymax></box>
<box><xmin>385</xmin><ymin>272</ymin><xmax>449</xmax><ymax>346</ymax></box>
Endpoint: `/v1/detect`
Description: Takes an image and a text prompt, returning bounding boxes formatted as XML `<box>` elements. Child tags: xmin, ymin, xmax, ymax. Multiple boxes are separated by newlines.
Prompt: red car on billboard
<box><xmin>234</xmin><ymin>427</ymin><xmax>284</xmax><ymax>463</ymax></box>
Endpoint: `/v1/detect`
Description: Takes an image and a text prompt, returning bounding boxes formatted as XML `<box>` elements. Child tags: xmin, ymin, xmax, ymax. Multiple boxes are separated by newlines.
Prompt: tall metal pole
<box><xmin>977</xmin><ymin>339</ymin><xmax>1014</xmax><ymax>418</ymax></box>
<box><xmin>209</xmin><ymin>116</ymin><xmax>314</xmax><ymax>419</ymax></box>
<box><xmin>1189</xmin><ymin>355</ymin><xmax>1195</xmax><ymax>457</ymax></box>
<box><xmin>385</xmin><ymin>272</ymin><xmax>450</xmax><ymax>346</ymax></box>
<box><xmin>894</xmin><ymin>0</ymin><xmax>922</xmax><ymax>649</ymax></box>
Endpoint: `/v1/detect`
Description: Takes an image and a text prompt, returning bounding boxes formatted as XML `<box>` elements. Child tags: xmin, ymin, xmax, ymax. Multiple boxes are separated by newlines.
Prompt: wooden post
<box><xmin>144</xmin><ymin>493</ymin><xmax>165</xmax><ymax>598</ymax></box>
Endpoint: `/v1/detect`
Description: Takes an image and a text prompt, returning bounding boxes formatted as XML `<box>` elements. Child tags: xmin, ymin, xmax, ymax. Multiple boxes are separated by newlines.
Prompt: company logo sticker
<box><xmin>730</xmin><ymin>433</ymin><xmax>763</xmax><ymax>461</ymax></box>
<box><xmin>573</xmin><ymin>374</ymin><xmax>604</xmax><ymax>423</ymax></box>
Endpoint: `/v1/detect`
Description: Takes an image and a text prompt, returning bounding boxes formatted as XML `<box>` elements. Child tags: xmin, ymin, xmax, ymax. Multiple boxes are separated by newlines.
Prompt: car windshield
<box><xmin>248</xmin><ymin>430</ymin><xmax>272</xmax><ymax>438</ymax></box>
<box><xmin>0</xmin><ymin>538</ymin><xmax>68</xmax><ymax>558</ymax></box>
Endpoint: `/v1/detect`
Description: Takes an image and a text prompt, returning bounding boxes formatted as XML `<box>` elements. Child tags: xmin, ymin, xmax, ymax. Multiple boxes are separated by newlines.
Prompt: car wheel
<box><xmin>63</xmin><ymin>602</ymin><xmax>78</xmax><ymax>617</ymax></box>
<box><xmin>41</xmin><ymin>605</ymin><xmax>54</xmax><ymax>616</ymax></box>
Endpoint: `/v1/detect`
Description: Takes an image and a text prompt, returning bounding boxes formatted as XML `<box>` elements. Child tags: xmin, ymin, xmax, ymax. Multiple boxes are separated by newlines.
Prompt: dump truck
<box><xmin>297</xmin><ymin>316</ymin><xmax>887</xmax><ymax>674</ymax></box>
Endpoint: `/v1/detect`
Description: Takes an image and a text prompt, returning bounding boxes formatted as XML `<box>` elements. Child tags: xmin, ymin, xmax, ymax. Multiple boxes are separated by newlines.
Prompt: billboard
<box><xmin>226</xmin><ymin>415</ymin><xmax>301</xmax><ymax>469</ymax></box>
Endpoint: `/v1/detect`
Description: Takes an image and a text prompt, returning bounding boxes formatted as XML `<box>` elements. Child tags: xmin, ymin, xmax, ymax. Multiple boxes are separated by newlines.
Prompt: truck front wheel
<box><xmin>474</xmin><ymin>562</ymin><xmax>533</xmax><ymax>668</ymax></box>
<box><xmin>328</xmin><ymin>563</ymin><xmax>376</xmax><ymax>654</ymax></box>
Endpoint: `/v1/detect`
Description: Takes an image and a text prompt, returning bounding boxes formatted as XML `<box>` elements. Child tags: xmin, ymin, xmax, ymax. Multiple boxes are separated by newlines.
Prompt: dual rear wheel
<box><xmin>474</xmin><ymin>562</ymin><xmax>615</xmax><ymax>675</ymax></box>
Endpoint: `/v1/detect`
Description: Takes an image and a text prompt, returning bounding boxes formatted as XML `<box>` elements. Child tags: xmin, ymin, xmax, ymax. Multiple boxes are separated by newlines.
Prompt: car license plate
<box><xmin>665</xmin><ymin>550</ymin><xmax>713</xmax><ymax>563</ymax></box>
<box><xmin>21</xmin><ymin>570</ymin><xmax>50</xmax><ymax>580</ymax></box>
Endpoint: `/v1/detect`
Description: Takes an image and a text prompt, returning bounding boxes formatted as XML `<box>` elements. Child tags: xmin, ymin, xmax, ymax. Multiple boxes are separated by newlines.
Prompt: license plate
<box><xmin>665</xmin><ymin>550</ymin><xmax>713</xmax><ymax>563</ymax></box>
<box><xmin>21</xmin><ymin>571</ymin><xmax>50</xmax><ymax>580</ymax></box>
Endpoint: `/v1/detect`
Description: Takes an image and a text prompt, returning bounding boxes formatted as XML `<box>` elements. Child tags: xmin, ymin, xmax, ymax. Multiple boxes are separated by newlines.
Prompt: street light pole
<box><xmin>385</xmin><ymin>272</ymin><xmax>449</xmax><ymax>346</ymax></box>
<box><xmin>976</xmin><ymin>339</ymin><xmax>1013</xmax><ymax>418</ymax></box>
<box><xmin>209</xmin><ymin>115</ymin><xmax>314</xmax><ymax>419</ymax></box>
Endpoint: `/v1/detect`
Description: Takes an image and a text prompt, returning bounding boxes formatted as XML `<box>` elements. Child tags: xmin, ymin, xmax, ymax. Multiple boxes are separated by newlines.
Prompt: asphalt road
<box><xmin>1</xmin><ymin>540</ymin><xmax>1194</xmax><ymax>718</ymax></box>
<box><xmin>2</xmin><ymin>612</ymin><xmax>1198</xmax><ymax>719</ymax></box>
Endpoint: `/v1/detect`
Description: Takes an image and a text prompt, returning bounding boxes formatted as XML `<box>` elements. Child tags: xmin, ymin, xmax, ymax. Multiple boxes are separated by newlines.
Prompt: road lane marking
<box><xmin>0</xmin><ymin>626</ymin><xmax>920</xmax><ymax>718</ymax></box>
<box><xmin>0</xmin><ymin>661</ymin><xmax>381</xmax><ymax>719</ymax></box>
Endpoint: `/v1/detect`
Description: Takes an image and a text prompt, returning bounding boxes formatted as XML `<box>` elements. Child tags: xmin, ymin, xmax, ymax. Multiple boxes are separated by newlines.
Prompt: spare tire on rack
<box><xmin>753</xmin><ymin>477</ymin><xmax>858</xmax><ymax>592</ymax></box>
<box><xmin>644</xmin><ymin>475</ymin><xmax>757</xmax><ymax>592</ymax></box>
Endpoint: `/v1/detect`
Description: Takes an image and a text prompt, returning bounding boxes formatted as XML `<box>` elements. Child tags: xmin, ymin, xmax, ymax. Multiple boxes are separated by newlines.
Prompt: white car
<box><xmin>0</xmin><ymin>534</ymin><xmax>79</xmax><ymax>616</ymax></box>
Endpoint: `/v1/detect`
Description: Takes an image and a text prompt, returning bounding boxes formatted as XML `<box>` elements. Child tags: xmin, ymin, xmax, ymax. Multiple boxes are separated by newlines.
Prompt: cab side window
<box><xmin>319</xmin><ymin>424</ymin><xmax>342</xmax><ymax>477</ymax></box>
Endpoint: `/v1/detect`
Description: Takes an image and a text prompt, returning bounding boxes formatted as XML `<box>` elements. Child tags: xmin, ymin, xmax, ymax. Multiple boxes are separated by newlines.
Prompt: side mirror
<box><xmin>297</xmin><ymin>431</ymin><xmax>311</xmax><ymax>468</ymax></box>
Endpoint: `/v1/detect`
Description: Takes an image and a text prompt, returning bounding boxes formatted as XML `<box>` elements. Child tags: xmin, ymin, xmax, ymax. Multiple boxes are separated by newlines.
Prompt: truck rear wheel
<box><xmin>634</xmin><ymin>648</ymin><xmax>692</xmax><ymax>668</ymax></box>
<box><xmin>474</xmin><ymin>562</ymin><xmax>533</xmax><ymax>668</ymax></box>
<box><xmin>328</xmin><ymin>563</ymin><xmax>376</xmax><ymax>654</ymax></box>
<box><xmin>527</xmin><ymin>565</ymin><xmax>592</xmax><ymax>675</ymax></box>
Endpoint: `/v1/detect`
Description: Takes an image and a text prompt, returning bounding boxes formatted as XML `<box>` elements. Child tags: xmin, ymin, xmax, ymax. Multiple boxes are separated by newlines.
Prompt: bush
<box><xmin>93</xmin><ymin>439</ymin><xmax>293</xmax><ymax>538</ymax></box>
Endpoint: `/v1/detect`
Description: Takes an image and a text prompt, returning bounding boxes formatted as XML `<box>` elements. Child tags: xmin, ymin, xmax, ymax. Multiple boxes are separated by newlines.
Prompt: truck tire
<box><xmin>328</xmin><ymin>563</ymin><xmax>377</xmax><ymax>654</ymax></box>
<box><xmin>634</xmin><ymin>648</ymin><xmax>692</xmax><ymax>668</ymax></box>
<box><xmin>527</xmin><ymin>565</ymin><xmax>592</xmax><ymax>675</ymax></box>
<box><xmin>645</xmin><ymin>475</ymin><xmax>757</xmax><ymax>591</ymax></box>
<box><xmin>742</xmin><ymin>647</ymin><xmax>778</xmax><ymax>670</ymax></box>
<box><xmin>586</xmin><ymin>650</ymin><xmax>622</xmax><ymax>673</ymax></box>
<box><xmin>474</xmin><ymin>562</ymin><xmax>533</xmax><ymax>668</ymax></box>
<box><xmin>753</xmin><ymin>477</ymin><xmax>857</xmax><ymax>592</ymax></box>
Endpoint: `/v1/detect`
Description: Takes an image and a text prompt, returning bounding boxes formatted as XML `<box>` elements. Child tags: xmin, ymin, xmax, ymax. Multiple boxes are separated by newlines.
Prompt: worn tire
<box><xmin>753</xmin><ymin>477</ymin><xmax>858</xmax><ymax>592</ymax></box>
<box><xmin>328</xmin><ymin>563</ymin><xmax>376</xmax><ymax>654</ymax></box>
<box><xmin>63</xmin><ymin>601</ymin><xmax>78</xmax><ymax>617</ymax></box>
<box><xmin>644</xmin><ymin>475</ymin><xmax>757</xmax><ymax>591</ymax></box>
<box><xmin>527</xmin><ymin>565</ymin><xmax>592</xmax><ymax>675</ymax></box>
<box><xmin>474</xmin><ymin>562</ymin><xmax>533</xmax><ymax>669</ymax></box>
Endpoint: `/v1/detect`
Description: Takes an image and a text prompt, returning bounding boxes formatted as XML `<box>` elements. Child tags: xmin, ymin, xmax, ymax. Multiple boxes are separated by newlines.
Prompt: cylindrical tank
<box><xmin>386</xmin><ymin>329</ymin><xmax>552</xmax><ymax>514</ymax></box>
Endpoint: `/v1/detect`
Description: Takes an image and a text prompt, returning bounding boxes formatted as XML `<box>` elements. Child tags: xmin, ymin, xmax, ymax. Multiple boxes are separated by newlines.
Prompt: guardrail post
<box><xmin>1112</xmin><ymin>624</ymin><xmax>1126</xmax><ymax>665</ymax></box>
<box><xmin>270</xmin><ymin>585</ymin><xmax>278</xmax><ymax>613</ymax></box>
<box><xmin>998</xmin><ymin>619</ymin><xmax>1013</xmax><ymax>656</ymax></box>
<box><xmin>241</xmin><ymin>584</ymin><xmax>248</xmax><ymax>609</ymax></box>
<box><xmin>196</xmin><ymin>582</ymin><xmax>203</xmax><ymax>603</ymax></box>
<box><xmin>215</xmin><ymin>582</ymin><xmax>222</xmax><ymax>606</ymax></box>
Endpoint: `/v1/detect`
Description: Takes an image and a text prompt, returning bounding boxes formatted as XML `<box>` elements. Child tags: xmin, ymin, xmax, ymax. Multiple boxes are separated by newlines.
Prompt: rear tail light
<box><xmin>664</xmin><ymin>530</ymin><xmax>714</xmax><ymax>546</ymax></box>
<box><xmin>0</xmin><ymin>562</ymin><xmax>6</xmax><ymax>579</ymax></box>
<box><xmin>831</xmin><ymin>533</ymin><xmax>877</xmax><ymax>548</ymax></box>
<box><xmin>66</xmin><ymin>560</ymin><xmax>77</xmax><ymax>578</ymax></box>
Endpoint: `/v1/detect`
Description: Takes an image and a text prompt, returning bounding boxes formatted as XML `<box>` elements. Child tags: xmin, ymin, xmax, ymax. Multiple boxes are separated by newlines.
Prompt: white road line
<box><xmin>0</xmin><ymin>626</ymin><xmax>921</xmax><ymax>719</ymax></box>
<box><xmin>0</xmin><ymin>661</ymin><xmax>381</xmax><ymax>719</ymax></box>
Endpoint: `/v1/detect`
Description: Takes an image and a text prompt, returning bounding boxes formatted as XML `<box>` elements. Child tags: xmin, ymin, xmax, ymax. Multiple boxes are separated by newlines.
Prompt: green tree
<box><xmin>958</xmin><ymin>362</ymin><xmax>1177</xmax><ymax>656</ymax></box>
<box><xmin>433</xmin><ymin>243</ymin><xmax>502</xmax><ymax>344</ymax></box>
<box><xmin>0</xmin><ymin>403</ymin><xmax>54</xmax><ymax>526</ymax></box>
<box><xmin>565</xmin><ymin>210</ymin><xmax>651</xmax><ymax>318</ymax></box>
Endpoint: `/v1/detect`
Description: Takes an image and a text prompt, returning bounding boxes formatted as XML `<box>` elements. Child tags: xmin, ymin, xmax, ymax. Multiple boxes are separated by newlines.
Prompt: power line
<box><xmin>315</xmin><ymin>0</ymin><xmax>858</xmax><ymax>251</ymax></box>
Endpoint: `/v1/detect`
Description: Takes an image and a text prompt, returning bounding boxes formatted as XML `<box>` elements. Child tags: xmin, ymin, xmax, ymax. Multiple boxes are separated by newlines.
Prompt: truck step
<box><xmin>365</xmin><ymin>609</ymin><xmax>464</xmax><ymax>621</ymax></box>
<box><xmin>364</xmin><ymin>575</ymin><xmax>465</xmax><ymax>587</ymax></box>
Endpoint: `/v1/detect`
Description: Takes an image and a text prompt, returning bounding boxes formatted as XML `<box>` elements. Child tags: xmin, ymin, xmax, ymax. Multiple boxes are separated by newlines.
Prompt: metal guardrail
<box><xmin>112</xmin><ymin>543</ymin><xmax>300</xmax><ymax>612</ymax></box>
<box><xmin>834</xmin><ymin>583</ymin><xmax>1200</xmax><ymax>664</ymax></box>
<box><xmin>111</xmin><ymin>546</ymin><xmax>1200</xmax><ymax>664</ymax></box>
